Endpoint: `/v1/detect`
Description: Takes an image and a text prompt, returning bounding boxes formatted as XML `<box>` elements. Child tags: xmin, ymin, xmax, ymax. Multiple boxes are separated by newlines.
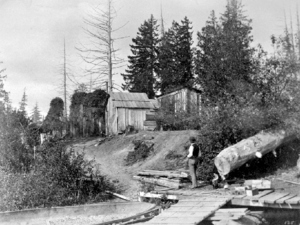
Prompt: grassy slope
<box><xmin>73</xmin><ymin>130</ymin><xmax>198</xmax><ymax>199</ymax></box>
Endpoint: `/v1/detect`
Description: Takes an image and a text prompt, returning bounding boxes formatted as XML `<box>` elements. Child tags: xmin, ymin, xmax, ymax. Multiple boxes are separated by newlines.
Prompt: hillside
<box><xmin>73</xmin><ymin>130</ymin><xmax>198</xmax><ymax>199</ymax></box>
<box><xmin>72</xmin><ymin>130</ymin><xmax>300</xmax><ymax>200</ymax></box>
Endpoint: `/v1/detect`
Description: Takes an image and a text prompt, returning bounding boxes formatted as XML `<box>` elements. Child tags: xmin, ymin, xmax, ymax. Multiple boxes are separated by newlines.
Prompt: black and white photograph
<box><xmin>0</xmin><ymin>0</ymin><xmax>300</xmax><ymax>224</ymax></box>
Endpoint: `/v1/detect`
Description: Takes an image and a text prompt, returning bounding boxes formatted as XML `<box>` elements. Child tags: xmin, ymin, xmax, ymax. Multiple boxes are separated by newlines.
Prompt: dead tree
<box><xmin>77</xmin><ymin>0</ymin><xmax>126</xmax><ymax>92</ymax></box>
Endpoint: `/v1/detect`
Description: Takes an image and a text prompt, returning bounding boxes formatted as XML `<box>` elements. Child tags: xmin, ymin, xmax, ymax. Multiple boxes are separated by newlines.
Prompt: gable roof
<box><xmin>110</xmin><ymin>92</ymin><xmax>154</xmax><ymax>109</ymax></box>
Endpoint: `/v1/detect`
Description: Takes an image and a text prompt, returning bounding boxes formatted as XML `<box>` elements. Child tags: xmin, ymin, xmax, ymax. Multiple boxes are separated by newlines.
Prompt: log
<box><xmin>138</xmin><ymin>170</ymin><xmax>189</xmax><ymax>178</ymax></box>
<box><xmin>133</xmin><ymin>176</ymin><xmax>180</xmax><ymax>189</ymax></box>
<box><xmin>214</xmin><ymin>130</ymin><xmax>294</xmax><ymax>178</ymax></box>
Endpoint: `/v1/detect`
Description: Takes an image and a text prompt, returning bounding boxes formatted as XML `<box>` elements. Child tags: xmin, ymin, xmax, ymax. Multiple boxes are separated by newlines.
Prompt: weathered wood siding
<box><xmin>158</xmin><ymin>88</ymin><xmax>201</xmax><ymax>113</ymax></box>
<box><xmin>116</xmin><ymin>108</ymin><xmax>147</xmax><ymax>133</ymax></box>
<box><xmin>107</xmin><ymin>92</ymin><xmax>156</xmax><ymax>135</ymax></box>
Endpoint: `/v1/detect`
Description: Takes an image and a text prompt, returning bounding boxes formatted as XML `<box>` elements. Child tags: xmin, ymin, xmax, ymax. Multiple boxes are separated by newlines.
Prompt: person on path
<box><xmin>187</xmin><ymin>136</ymin><xmax>201</xmax><ymax>188</ymax></box>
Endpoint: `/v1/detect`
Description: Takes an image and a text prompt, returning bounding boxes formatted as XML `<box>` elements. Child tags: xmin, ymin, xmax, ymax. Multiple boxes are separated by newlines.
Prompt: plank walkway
<box><xmin>142</xmin><ymin>196</ymin><xmax>232</xmax><ymax>225</ymax></box>
<box><xmin>149</xmin><ymin>188</ymin><xmax>300</xmax><ymax>209</ymax></box>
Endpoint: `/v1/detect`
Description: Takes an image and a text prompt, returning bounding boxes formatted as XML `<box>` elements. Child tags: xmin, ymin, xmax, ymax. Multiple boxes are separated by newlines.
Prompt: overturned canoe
<box><xmin>0</xmin><ymin>201</ymin><xmax>156</xmax><ymax>225</ymax></box>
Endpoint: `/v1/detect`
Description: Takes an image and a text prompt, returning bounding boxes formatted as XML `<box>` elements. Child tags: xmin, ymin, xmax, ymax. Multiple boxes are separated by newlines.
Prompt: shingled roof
<box><xmin>110</xmin><ymin>92</ymin><xmax>156</xmax><ymax>109</ymax></box>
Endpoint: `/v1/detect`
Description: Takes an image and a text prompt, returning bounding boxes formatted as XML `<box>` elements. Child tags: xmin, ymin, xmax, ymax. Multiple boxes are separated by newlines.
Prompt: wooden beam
<box><xmin>133</xmin><ymin>176</ymin><xmax>180</xmax><ymax>189</ymax></box>
<box><xmin>138</xmin><ymin>170</ymin><xmax>189</xmax><ymax>178</ymax></box>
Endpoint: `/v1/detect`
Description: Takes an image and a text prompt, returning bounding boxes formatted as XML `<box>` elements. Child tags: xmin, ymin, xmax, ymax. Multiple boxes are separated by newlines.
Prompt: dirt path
<box><xmin>72</xmin><ymin>137</ymin><xmax>140</xmax><ymax>200</ymax></box>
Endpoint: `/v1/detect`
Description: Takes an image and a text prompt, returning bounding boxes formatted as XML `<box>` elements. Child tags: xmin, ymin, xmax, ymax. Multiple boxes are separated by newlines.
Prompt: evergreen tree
<box><xmin>158</xmin><ymin>17</ymin><xmax>194</xmax><ymax>94</ymax></box>
<box><xmin>122</xmin><ymin>15</ymin><xmax>160</xmax><ymax>99</ymax></box>
<box><xmin>195</xmin><ymin>0</ymin><xmax>256</xmax><ymax>105</ymax></box>
<box><xmin>31</xmin><ymin>102</ymin><xmax>42</xmax><ymax>124</ymax></box>
<box><xmin>19</xmin><ymin>89</ymin><xmax>28</xmax><ymax>115</ymax></box>
<box><xmin>0</xmin><ymin>62</ymin><xmax>6</xmax><ymax>110</ymax></box>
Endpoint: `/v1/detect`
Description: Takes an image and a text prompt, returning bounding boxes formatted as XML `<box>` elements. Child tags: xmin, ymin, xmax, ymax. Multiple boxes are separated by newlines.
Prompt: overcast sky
<box><xmin>0</xmin><ymin>0</ymin><xmax>299</xmax><ymax>116</ymax></box>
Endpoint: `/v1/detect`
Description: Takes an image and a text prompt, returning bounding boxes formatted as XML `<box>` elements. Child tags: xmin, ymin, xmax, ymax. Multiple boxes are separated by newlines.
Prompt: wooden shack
<box><xmin>107</xmin><ymin>92</ymin><xmax>157</xmax><ymax>134</ymax></box>
<box><xmin>157</xmin><ymin>87</ymin><xmax>201</xmax><ymax>113</ymax></box>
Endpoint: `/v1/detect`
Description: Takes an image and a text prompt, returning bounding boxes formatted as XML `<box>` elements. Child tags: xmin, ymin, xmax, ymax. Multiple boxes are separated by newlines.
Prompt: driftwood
<box><xmin>133</xmin><ymin>176</ymin><xmax>180</xmax><ymax>189</ymax></box>
<box><xmin>214</xmin><ymin>130</ymin><xmax>294</xmax><ymax>178</ymax></box>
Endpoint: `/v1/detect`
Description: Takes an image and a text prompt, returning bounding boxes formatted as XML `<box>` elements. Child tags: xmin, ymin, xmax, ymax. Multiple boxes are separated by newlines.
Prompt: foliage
<box><xmin>157</xmin><ymin>17</ymin><xmax>194</xmax><ymax>95</ymax></box>
<box><xmin>82</xmin><ymin>89</ymin><xmax>109</xmax><ymax>108</ymax></box>
<box><xmin>122</xmin><ymin>15</ymin><xmax>160</xmax><ymax>99</ymax></box>
<box><xmin>42</xmin><ymin>97</ymin><xmax>65</xmax><ymax>133</ymax></box>
<box><xmin>69</xmin><ymin>89</ymin><xmax>108</xmax><ymax>136</ymax></box>
<box><xmin>31</xmin><ymin>102</ymin><xmax>42</xmax><ymax>124</ymax></box>
<box><xmin>0</xmin><ymin>109</ymin><xmax>32</xmax><ymax>173</ymax></box>
<box><xmin>19</xmin><ymin>89</ymin><xmax>28</xmax><ymax>116</ymax></box>
<box><xmin>195</xmin><ymin>1</ymin><xmax>256</xmax><ymax>105</ymax></box>
<box><xmin>0</xmin><ymin>139</ymin><xmax>117</xmax><ymax>211</ymax></box>
<box><xmin>125</xmin><ymin>140</ymin><xmax>154</xmax><ymax>166</ymax></box>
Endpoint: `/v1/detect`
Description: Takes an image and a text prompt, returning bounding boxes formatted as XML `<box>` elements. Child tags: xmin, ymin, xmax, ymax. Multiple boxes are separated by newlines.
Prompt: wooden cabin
<box><xmin>106</xmin><ymin>92</ymin><xmax>157</xmax><ymax>135</ymax></box>
<box><xmin>157</xmin><ymin>87</ymin><xmax>201</xmax><ymax>113</ymax></box>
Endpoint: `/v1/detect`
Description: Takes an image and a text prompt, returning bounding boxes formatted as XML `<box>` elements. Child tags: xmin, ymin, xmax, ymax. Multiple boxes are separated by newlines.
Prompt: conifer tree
<box><xmin>31</xmin><ymin>102</ymin><xmax>42</xmax><ymax>124</ymax></box>
<box><xmin>19</xmin><ymin>89</ymin><xmax>28</xmax><ymax>116</ymax></box>
<box><xmin>158</xmin><ymin>17</ymin><xmax>193</xmax><ymax>94</ymax></box>
<box><xmin>195</xmin><ymin>0</ymin><xmax>255</xmax><ymax>105</ymax></box>
<box><xmin>122</xmin><ymin>15</ymin><xmax>160</xmax><ymax>99</ymax></box>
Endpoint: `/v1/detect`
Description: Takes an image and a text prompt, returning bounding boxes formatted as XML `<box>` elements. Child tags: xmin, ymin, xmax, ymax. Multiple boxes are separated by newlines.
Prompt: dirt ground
<box><xmin>72</xmin><ymin>130</ymin><xmax>300</xmax><ymax>200</ymax></box>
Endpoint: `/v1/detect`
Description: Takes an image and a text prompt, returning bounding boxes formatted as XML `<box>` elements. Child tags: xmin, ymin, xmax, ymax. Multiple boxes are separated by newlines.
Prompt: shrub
<box><xmin>125</xmin><ymin>140</ymin><xmax>154</xmax><ymax>166</ymax></box>
<box><xmin>0</xmin><ymin>139</ymin><xmax>117</xmax><ymax>211</ymax></box>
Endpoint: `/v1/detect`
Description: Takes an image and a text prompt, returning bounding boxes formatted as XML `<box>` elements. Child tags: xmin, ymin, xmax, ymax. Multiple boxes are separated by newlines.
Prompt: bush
<box><xmin>196</xmin><ymin>100</ymin><xmax>290</xmax><ymax>181</ymax></box>
<box><xmin>0</xmin><ymin>139</ymin><xmax>117</xmax><ymax>211</ymax></box>
<box><xmin>125</xmin><ymin>140</ymin><xmax>154</xmax><ymax>166</ymax></box>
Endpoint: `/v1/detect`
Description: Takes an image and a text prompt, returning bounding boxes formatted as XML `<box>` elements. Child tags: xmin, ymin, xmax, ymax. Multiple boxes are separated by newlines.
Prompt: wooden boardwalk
<box><xmin>149</xmin><ymin>188</ymin><xmax>300</xmax><ymax>209</ymax></box>
<box><xmin>143</xmin><ymin>196</ymin><xmax>232</xmax><ymax>225</ymax></box>
<box><xmin>231</xmin><ymin>190</ymin><xmax>300</xmax><ymax>208</ymax></box>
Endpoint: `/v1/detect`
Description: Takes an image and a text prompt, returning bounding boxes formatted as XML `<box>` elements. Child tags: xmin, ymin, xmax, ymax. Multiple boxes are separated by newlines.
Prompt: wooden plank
<box><xmin>217</xmin><ymin>208</ymin><xmax>248</xmax><ymax>212</ymax></box>
<box><xmin>140</xmin><ymin>170</ymin><xmax>189</xmax><ymax>178</ymax></box>
<box><xmin>140</xmin><ymin>192</ymin><xmax>179</xmax><ymax>200</ymax></box>
<box><xmin>258</xmin><ymin>192</ymin><xmax>290</xmax><ymax>204</ymax></box>
<box><xmin>133</xmin><ymin>176</ymin><xmax>180</xmax><ymax>189</ymax></box>
<box><xmin>167</xmin><ymin>206</ymin><xmax>219</xmax><ymax>212</ymax></box>
<box><xmin>171</xmin><ymin>202</ymin><xmax>226</xmax><ymax>207</ymax></box>
<box><xmin>285</xmin><ymin>196</ymin><xmax>300</xmax><ymax>204</ymax></box>
<box><xmin>159</xmin><ymin>212</ymin><xmax>213</xmax><ymax>218</ymax></box>
<box><xmin>150</xmin><ymin>217</ymin><xmax>205</xmax><ymax>224</ymax></box>
<box><xmin>244</xmin><ymin>180</ymin><xmax>272</xmax><ymax>189</ymax></box>
<box><xmin>180</xmin><ymin>197</ymin><xmax>232</xmax><ymax>202</ymax></box>
<box><xmin>275</xmin><ymin>194</ymin><xmax>297</xmax><ymax>204</ymax></box>
<box><xmin>207</xmin><ymin>215</ymin><xmax>242</xmax><ymax>221</ymax></box>
<box><xmin>243</xmin><ymin>190</ymin><xmax>274</xmax><ymax>201</ymax></box>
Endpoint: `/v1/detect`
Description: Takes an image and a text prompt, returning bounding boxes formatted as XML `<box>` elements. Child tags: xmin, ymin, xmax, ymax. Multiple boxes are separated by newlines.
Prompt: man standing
<box><xmin>187</xmin><ymin>136</ymin><xmax>201</xmax><ymax>188</ymax></box>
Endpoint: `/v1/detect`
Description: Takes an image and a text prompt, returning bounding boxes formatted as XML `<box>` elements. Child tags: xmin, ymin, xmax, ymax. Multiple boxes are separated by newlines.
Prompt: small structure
<box><xmin>106</xmin><ymin>92</ymin><xmax>157</xmax><ymax>135</ymax></box>
<box><xmin>157</xmin><ymin>86</ymin><xmax>201</xmax><ymax>113</ymax></box>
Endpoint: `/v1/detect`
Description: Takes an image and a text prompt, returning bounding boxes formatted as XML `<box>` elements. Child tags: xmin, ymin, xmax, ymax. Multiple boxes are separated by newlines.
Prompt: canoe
<box><xmin>0</xmin><ymin>201</ymin><xmax>156</xmax><ymax>225</ymax></box>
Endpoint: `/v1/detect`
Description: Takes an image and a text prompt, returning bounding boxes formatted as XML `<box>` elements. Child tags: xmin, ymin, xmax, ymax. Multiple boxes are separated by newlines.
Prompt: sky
<box><xmin>0</xmin><ymin>0</ymin><xmax>299</xmax><ymax>116</ymax></box>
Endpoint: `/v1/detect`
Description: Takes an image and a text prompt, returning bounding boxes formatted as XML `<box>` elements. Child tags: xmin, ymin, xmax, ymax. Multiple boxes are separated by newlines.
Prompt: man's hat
<box><xmin>189</xmin><ymin>136</ymin><xmax>196</xmax><ymax>143</ymax></box>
